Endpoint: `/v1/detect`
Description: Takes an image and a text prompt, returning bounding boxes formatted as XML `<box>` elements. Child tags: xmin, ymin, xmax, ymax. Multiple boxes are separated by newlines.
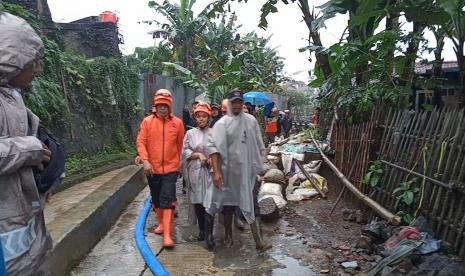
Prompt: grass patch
<box><xmin>66</xmin><ymin>146</ymin><xmax>136</xmax><ymax>177</ymax></box>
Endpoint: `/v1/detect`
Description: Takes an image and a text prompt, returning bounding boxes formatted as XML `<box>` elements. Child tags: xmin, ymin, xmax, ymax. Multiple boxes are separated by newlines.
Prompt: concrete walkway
<box><xmin>44</xmin><ymin>165</ymin><xmax>145</xmax><ymax>275</ymax></box>
<box><xmin>71</xmin><ymin>178</ymin><xmax>317</xmax><ymax>276</ymax></box>
<box><xmin>44</xmin><ymin>167</ymin><xmax>128</xmax><ymax>224</ymax></box>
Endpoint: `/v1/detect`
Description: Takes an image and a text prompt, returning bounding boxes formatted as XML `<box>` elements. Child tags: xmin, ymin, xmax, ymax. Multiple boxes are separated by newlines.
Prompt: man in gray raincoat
<box><xmin>209</xmin><ymin>89</ymin><xmax>272</xmax><ymax>252</ymax></box>
<box><xmin>0</xmin><ymin>12</ymin><xmax>53</xmax><ymax>275</ymax></box>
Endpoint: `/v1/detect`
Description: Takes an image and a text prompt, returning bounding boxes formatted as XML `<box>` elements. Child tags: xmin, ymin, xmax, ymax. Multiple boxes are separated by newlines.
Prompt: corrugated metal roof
<box><xmin>415</xmin><ymin>61</ymin><xmax>458</xmax><ymax>74</ymax></box>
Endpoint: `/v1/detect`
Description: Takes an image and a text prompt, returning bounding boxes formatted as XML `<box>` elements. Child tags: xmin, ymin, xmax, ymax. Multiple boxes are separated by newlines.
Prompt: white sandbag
<box><xmin>258</xmin><ymin>194</ymin><xmax>287</xmax><ymax>209</ymax></box>
<box><xmin>267</xmin><ymin>155</ymin><xmax>280</xmax><ymax>164</ymax></box>
<box><xmin>297</xmin><ymin>161</ymin><xmax>323</xmax><ymax>180</ymax></box>
<box><xmin>293</xmin><ymin>188</ymin><xmax>319</xmax><ymax>199</ymax></box>
<box><xmin>259</xmin><ymin>183</ymin><xmax>283</xmax><ymax>198</ymax></box>
<box><xmin>258</xmin><ymin>183</ymin><xmax>287</xmax><ymax>209</ymax></box>
<box><xmin>281</xmin><ymin>153</ymin><xmax>305</xmax><ymax>175</ymax></box>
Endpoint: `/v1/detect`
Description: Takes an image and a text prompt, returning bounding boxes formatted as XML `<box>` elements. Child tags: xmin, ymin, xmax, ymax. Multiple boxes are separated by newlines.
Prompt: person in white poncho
<box><xmin>208</xmin><ymin>90</ymin><xmax>272</xmax><ymax>252</ymax></box>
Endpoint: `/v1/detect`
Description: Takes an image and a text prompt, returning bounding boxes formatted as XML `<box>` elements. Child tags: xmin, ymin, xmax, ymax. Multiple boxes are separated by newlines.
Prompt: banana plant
<box><xmin>148</xmin><ymin>0</ymin><xmax>227</xmax><ymax>70</ymax></box>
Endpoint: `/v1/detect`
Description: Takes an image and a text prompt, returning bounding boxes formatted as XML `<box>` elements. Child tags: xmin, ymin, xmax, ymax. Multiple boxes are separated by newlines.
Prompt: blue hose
<box><xmin>135</xmin><ymin>197</ymin><xmax>169</xmax><ymax>276</ymax></box>
<box><xmin>0</xmin><ymin>238</ymin><xmax>7</xmax><ymax>276</ymax></box>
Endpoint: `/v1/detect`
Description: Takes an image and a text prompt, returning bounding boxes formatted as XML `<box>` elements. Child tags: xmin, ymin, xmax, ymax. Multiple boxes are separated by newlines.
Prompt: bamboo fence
<box><xmin>330</xmin><ymin>107</ymin><xmax>465</xmax><ymax>259</ymax></box>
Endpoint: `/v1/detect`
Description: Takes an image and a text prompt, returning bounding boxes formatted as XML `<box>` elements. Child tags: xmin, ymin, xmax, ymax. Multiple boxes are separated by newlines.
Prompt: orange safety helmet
<box><xmin>152</xmin><ymin>89</ymin><xmax>173</xmax><ymax>113</ymax></box>
<box><xmin>194</xmin><ymin>102</ymin><xmax>212</xmax><ymax>117</ymax></box>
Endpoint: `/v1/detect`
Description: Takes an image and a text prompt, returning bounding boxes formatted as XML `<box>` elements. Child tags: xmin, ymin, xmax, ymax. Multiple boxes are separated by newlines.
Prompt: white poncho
<box><xmin>206</xmin><ymin>111</ymin><xmax>265</xmax><ymax>223</ymax></box>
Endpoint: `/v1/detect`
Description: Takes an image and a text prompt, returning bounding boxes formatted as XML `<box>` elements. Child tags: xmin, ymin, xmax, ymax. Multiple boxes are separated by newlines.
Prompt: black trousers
<box><xmin>147</xmin><ymin>173</ymin><xmax>178</xmax><ymax>209</ymax></box>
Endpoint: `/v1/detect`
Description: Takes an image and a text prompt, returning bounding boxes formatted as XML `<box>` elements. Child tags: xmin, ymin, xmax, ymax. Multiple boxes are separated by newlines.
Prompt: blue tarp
<box><xmin>264</xmin><ymin>102</ymin><xmax>275</xmax><ymax>117</ymax></box>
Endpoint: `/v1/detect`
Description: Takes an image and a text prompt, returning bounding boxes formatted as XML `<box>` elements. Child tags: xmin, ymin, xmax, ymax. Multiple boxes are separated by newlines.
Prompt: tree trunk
<box><xmin>298</xmin><ymin>0</ymin><xmax>331</xmax><ymax>79</ymax></box>
<box><xmin>385</xmin><ymin>0</ymin><xmax>400</xmax><ymax>80</ymax></box>
<box><xmin>454</xmin><ymin>40</ymin><xmax>465</xmax><ymax>103</ymax></box>
<box><xmin>432</xmin><ymin>31</ymin><xmax>445</xmax><ymax>107</ymax></box>
<box><xmin>401</xmin><ymin>22</ymin><xmax>426</xmax><ymax>86</ymax></box>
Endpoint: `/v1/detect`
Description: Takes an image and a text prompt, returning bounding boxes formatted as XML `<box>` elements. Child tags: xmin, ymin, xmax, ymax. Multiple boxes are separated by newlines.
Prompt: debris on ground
<box><xmin>261</xmin><ymin>133</ymin><xmax>465</xmax><ymax>276</ymax></box>
<box><xmin>342</xmin><ymin>208</ymin><xmax>368</xmax><ymax>224</ymax></box>
<box><xmin>341</xmin><ymin>260</ymin><xmax>358</xmax><ymax>269</ymax></box>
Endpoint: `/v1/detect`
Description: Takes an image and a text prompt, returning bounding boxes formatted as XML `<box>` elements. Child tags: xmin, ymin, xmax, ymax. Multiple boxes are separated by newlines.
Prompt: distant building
<box><xmin>57</xmin><ymin>12</ymin><xmax>123</xmax><ymax>58</ymax></box>
<box><xmin>281</xmin><ymin>80</ymin><xmax>308</xmax><ymax>93</ymax></box>
<box><xmin>414</xmin><ymin>61</ymin><xmax>462</xmax><ymax>109</ymax></box>
<box><xmin>5</xmin><ymin>0</ymin><xmax>123</xmax><ymax>58</ymax></box>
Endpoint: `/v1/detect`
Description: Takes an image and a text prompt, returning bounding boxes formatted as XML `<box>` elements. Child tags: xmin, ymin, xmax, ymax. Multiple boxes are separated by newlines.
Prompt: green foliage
<box><xmin>248</xmin><ymin>0</ymin><xmax>464</xmax><ymax>120</ymax></box>
<box><xmin>2</xmin><ymin>2</ymin><xmax>40</xmax><ymax>30</ymax></box>
<box><xmin>125</xmin><ymin>43</ymin><xmax>173</xmax><ymax>74</ymax></box>
<box><xmin>303</xmin><ymin>127</ymin><xmax>322</xmax><ymax>140</ymax></box>
<box><xmin>364</xmin><ymin>160</ymin><xmax>383</xmax><ymax>188</ymax></box>
<box><xmin>393</xmin><ymin>177</ymin><xmax>420</xmax><ymax>223</ymax></box>
<box><xmin>143</xmin><ymin>2</ymin><xmax>286</xmax><ymax>102</ymax></box>
<box><xmin>66</xmin><ymin>146</ymin><xmax>136</xmax><ymax>177</ymax></box>
<box><xmin>393</xmin><ymin>178</ymin><xmax>419</xmax><ymax>208</ymax></box>
<box><xmin>23</xmin><ymin>38</ymin><xmax>140</xmax><ymax>132</ymax></box>
<box><xmin>397</xmin><ymin>211</ymin><xmax>414</xmax><ymax>224</ymax></box>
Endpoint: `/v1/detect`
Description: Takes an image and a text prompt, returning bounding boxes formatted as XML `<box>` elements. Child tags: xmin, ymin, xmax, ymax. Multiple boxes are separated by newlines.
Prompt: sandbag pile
<box><xmin>257</xmin><ymin>169</ymin><xmax>287</xmax><ymax>220</ymax></box>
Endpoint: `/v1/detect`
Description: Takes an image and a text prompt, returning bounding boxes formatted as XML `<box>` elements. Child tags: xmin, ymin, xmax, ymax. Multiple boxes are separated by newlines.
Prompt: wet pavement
<box><xmin>70</xmin><ymin>174</ymin><xmax>363</xmax><ymax>275</ymax></box>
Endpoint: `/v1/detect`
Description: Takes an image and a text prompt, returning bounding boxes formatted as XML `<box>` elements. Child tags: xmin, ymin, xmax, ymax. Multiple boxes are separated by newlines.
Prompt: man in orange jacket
<box><xmin>136</xmin><ymin>89</ymin><xmax>185</xmax><ymax>248</ymax></box>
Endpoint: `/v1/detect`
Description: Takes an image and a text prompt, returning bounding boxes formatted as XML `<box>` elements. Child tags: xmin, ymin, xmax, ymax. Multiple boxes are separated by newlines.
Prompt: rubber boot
<box><xmin>194</xmin><ymin>204</ymin><xmax>205</xmax><ymax>241</ymax></box>
<box><xmin>223</xmin><ymin>213</ymin><xmax>233</xmax><ymax>247</ymax></box>
<box><xmin>153</xmin><ymin>208</ymin><xmax>164</xmax><ymax>235</ymax></box>
<box><xmin>204</xmin><ymin>213</ymin><xmax>216</xmax><ymax>250</ymax></box>
<box><xmin>234</xmin><ymin>213</ymin><xmax>245</xmax><ymax>231</ymax></box>
<box><xmin>250</xmin><ymin>219</ymin><xmax>272</xmax><ymax>253</ymax></box>
<box><xmin>234</xmin><ymin>208</ymin><xmax>246</xmax><ymax>231</ymax></box>
<box><xmin>162</xmin><ymin>209</ymin><xmax>175</xmax><ymax>248</ymax></box>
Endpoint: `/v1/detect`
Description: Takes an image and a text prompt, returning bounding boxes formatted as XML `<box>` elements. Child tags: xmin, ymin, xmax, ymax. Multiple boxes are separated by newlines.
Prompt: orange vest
<box><xmin>265</xmin><ymin>120</ymin><xmax>278</xmax><ymax>134</ymax></box>
<box><xmin>136</xmin><ymin>114</ymin><xmax>185</xmax><ymax>174</ymax></box>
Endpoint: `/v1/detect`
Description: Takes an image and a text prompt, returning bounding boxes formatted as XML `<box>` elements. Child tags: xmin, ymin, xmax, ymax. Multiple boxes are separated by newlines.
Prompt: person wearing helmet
<box><xmin>0</xmin><ymin>12</ymin><xmax>53</xmax><ymax>275</ymax></box>
<box><xmin>209</xmin><ymin>104</ymin><xmax>222</xmax><ymax>128</ymax></box>
<box><xmin>207</xmin><ymin>89</ymin><xmax>272</xmax><ymax>252</ymax></box>
<box><xmin>136</xmin><ymin>89</ymin><xmax>185</xmax><ymax>248</ymax></box>
<box><xmin>181</xmin><ymin>102</ymin><xmax>218</xmax><ymax>250</ymax></box>
<box><xmin>265</xmin><ymin>107</ymin><xmax>280</xmax><ymax>145</ymax></box>
<box><xmin>280</xmin><ymin>110</ymin><xmax>293</xmax><ymax>138</ymax></box>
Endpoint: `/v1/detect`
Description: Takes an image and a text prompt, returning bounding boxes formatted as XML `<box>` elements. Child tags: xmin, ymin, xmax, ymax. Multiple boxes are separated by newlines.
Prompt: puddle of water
<box><xmin>271</xmin><ymin>249</ymin><xmax>315</xmax><ymax>276</ymax></box>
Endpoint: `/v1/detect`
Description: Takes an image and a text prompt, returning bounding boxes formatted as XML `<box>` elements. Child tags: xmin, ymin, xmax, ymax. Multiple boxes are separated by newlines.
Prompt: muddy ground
<box><xmin>71</xmin><ymin>163</ymin><xmax>373</xmax><ymax>275</ymax></box>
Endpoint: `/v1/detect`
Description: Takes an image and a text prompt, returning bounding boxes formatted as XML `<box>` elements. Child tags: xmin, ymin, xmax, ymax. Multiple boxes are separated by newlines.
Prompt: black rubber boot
<box><xmin>194</xmin><ymin>204</ymin><xmax>205</xmax><ymax>241</ymax></box>
<box><xmin>204</xmin><ymin>213</ymin><xmax>216</xmax><ymax>250</ymax></box>
<box><xmin>234</xmin><ymin>208</ymin><xmax>246</xmax><ymax>231</ymax></box>
<box><xmin>223</xmin><ymin>213</ymin><xmax>233</xmax><ymax>247</ymax></box>
<box><xmin>250</xmin><ymin>219</ymin><xmax>272</xmax><ymax>253</ymax></box>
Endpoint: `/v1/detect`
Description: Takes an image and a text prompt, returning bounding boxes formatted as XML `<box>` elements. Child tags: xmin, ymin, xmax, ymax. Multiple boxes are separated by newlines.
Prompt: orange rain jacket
<box><xmin>137</xmin><ymin>91</ymin><xmax>185</xmax><ymax>174</ymax></box>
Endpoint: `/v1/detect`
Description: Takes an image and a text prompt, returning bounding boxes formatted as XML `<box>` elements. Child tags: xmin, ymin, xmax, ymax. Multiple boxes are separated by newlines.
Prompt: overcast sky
<box><xmin>47</xmin><ymin>0</ymin><xmax>458</xmax><ymax>82</ymax></box>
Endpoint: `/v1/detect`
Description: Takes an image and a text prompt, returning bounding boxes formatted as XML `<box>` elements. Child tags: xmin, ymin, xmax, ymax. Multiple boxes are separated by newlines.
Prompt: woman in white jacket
<box><xmin>182</xmin><ymin>103</ymin><xmax>217</xmax><ymax>250</ymax></box>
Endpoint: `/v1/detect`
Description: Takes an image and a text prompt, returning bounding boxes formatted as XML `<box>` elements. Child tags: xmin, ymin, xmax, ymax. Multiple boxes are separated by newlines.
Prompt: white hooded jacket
<box><xmin>0</xmin><ymin>12</ymin><xmax>52</xmax><ymax>275</ymax></box>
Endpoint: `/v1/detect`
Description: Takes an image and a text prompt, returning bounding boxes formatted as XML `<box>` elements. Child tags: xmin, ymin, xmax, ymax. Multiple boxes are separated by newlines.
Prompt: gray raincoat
<box><xmin>182</xmin><ymin>127</ymin><xmax>217</xmax><ymax>224</ymax></box>
<box><xmin>0</xmin><ymin>12</ymin><xmax>52</xmax><ymax>275</ymax></box>
<box><xmin>206</xmin><ymin>107</ymin><xmax>265</xmax><ymax>223</ymax></box>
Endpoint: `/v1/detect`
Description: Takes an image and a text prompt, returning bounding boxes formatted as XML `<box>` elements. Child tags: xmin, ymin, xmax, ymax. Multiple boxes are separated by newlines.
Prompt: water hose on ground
<box><xmin>135</xmin><ymin>197</ymin><xmax>169</xmax><ymax>276</ymax></box>
<box><xmin>0</xmin><ymin>238</ymin><xmax>6</xmax><ymax>276</ymax></box>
